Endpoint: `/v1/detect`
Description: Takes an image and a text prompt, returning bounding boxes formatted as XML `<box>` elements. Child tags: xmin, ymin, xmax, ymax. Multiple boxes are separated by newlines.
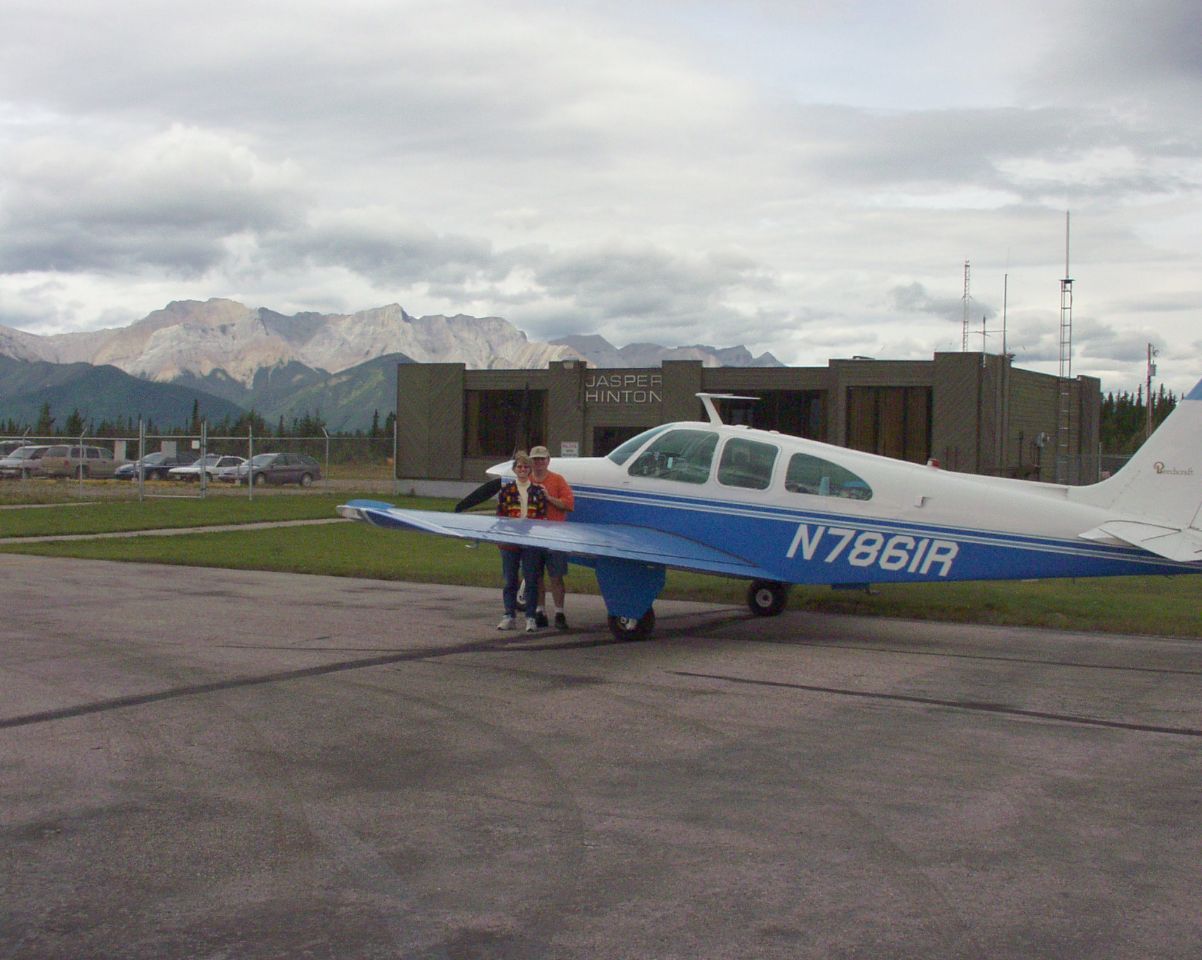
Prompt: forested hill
<box><xmin>1101</xmin><ymin>386</ymin><xmax>1178</xmax><ymax>454</ymax></box>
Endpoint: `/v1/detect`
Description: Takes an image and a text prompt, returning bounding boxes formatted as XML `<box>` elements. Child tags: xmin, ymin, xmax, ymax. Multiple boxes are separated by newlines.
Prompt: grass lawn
<box><xmin>2</xmin><ymin>493</ymin><xmax>1200</xmax><ymax>638</ymax></box>
<box><xmin>0</xmin><ymin>491</ymin><xmax>441</xmax><ymax>537</ymax></box>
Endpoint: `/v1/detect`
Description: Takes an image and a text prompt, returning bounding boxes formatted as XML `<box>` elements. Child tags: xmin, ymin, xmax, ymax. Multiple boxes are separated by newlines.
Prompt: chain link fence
<box><xmin>0</xmin><ymin>425</ymin><xmax>401</xmax><ymax>500</ymax></box>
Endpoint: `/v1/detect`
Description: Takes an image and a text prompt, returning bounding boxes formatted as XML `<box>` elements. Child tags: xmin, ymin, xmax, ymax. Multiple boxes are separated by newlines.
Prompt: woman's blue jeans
<box><xmin>501</xmin><ymin>547</ymin><xmax>542</xmax><ymax>617</ymax></box>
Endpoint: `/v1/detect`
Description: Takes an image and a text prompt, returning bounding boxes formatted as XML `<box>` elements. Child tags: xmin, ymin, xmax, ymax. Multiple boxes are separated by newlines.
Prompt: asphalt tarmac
<box><xmin>3</xmin><ymin>554</ymin><xmax>1200</xmax><ymax>960</ymax></box>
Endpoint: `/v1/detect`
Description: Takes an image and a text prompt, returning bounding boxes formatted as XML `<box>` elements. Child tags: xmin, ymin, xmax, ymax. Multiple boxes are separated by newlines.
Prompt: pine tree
<box><xmin>35</xmin><ymin>402</ymin><xmax>54</xmax><ymax>436</ymax></box>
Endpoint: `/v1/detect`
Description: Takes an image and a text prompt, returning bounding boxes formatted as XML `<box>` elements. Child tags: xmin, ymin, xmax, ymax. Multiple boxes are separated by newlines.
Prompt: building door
<box><xmin>592</xmin><ymin>425</ymin><xmax>645</xmax><ymax>457</ymax></box>
<box><xmin>845</xmin><ymin>386</ymin><xmax>931</xmax><ymax>463</ymax></box>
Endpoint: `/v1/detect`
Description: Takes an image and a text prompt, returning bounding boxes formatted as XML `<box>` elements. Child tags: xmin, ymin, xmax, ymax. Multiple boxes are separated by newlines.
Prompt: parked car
<box><xmin>114</xmin><ymin>451</ymin><xmax>199</xmax><ymax>481</ymax></box>
<box><xmin>168</xmin><ymin>454</ymin><xmax>245</xmax><ymax>481</ymax></box>
<box><xmin>39</xmin><ymin>444</ymin><xmax>125</xmax><ymax>479</ymax></box>
<box><xmin>214</xmin><ymin>461</ymin><xmax>244</xmax><ymax>483</ymax></box>
<box><xmin>0</xmin><ymin>444</ymin><xmax>49</xmax><ymax>478</ymax></box>
<box><xmin>228</xmin><ymin>452</ymin><xmax>322</xmax><ymax>486</ymax></box>
<box><xmin>0</xmin><ymin>440</ymin><xmax>30</xmax><ymax>457</ymax></box>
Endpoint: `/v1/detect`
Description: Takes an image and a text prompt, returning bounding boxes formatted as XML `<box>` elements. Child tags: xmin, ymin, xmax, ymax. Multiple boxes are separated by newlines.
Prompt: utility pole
<box><xmin>1146</xmin><ymin>343</ymin><xmax>1158</xmax><ymax>440</ymax></box>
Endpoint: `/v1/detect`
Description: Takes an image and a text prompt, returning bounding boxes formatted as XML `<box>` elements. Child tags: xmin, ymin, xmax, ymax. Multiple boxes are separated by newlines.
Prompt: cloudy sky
<box><xmin>1</xmin><ymin>0</ymin><xmax>1199</xmax><ymax>394</ymax></box>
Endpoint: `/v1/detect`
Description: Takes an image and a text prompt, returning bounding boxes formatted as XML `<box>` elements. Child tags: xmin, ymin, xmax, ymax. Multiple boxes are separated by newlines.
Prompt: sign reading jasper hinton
<box><xmin>585</xmin><ymin>373</ymin><xmax>663</xmax><ymax>404</ymax></box>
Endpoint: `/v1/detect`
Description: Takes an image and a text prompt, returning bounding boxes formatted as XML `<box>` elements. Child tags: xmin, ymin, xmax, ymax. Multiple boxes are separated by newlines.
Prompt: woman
<box><xmin>495</xmin><ymin>451</ymin><xmax>547</xmax><ymax>632</ymax></box>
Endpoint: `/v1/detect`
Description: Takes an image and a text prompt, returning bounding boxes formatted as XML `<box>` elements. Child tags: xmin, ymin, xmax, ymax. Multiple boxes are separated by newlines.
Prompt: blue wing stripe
<box><xmin>339</xmin><ymin>500</ymin><xmax>779</xmax><ymax>580</ymax></box>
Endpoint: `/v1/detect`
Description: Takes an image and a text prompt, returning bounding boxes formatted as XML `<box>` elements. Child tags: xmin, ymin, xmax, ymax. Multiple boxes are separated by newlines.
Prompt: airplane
<box><xmin>338</xmin><ymin>383</ymin><xmax>1202</xmax><ymax>641</ymax></box>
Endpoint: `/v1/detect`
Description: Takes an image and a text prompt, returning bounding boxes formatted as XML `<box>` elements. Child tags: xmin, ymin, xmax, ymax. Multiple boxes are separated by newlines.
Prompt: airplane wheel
<box><xmin>747</xmin><ymin>580</ymin><xmax>788</xmax><ymax>617</ymax></box>
<box><xmin>607</xmin><ymin>609</ymin><xmax>656</xmax><ymax>642</ymax></box>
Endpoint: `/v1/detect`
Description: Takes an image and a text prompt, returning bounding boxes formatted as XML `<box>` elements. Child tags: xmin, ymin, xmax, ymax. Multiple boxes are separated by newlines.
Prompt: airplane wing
<box><xmin>1080</xmin><ymin>521</ymin><xmax>1202</xmax><ymax>563</ymax></box>
<box><xmin>338</xmin><ymin>499</ymin><xmax>780</xmax><ymax>580</ymax></box>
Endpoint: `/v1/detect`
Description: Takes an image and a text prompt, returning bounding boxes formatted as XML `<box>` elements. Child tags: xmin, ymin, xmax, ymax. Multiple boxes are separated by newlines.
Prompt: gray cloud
<box><xmin>0</xmin><ymin>0</ymin><xmax>1200</xmax><ymax>394</ymax></box>
<box><xmin>0</xmin><ymin>126</ymin><xmax>302</xmax><ymax>275</ymax></box>
<box><xmin>889</xmin><ymin>281</ymin><xmax>996</xmax><ymax>325</ymax></box>
<box><xmin>271</xmin><ymin>214</ymin><xmax>501</xmax><ymax>287</ymax></box>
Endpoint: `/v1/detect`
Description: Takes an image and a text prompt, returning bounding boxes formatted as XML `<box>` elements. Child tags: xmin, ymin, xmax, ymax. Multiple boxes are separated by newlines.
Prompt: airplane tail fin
<box><xmin>1072</xmin><ymin>378</ymin><xmax>1202</xmax><ymax>560</ymax></box>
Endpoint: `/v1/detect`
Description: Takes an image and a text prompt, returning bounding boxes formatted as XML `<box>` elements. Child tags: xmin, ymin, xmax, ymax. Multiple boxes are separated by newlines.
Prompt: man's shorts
<box><xmin>543</xmin><ymin>549</ymin><xmax>569</xmax><ymax>578</ymax></box>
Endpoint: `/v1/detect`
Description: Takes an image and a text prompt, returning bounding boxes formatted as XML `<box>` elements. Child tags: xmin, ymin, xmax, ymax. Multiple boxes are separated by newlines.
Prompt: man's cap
<box><xmin>529</xmin><ymin>445</ymin><xmax>551</xmax><ymax>459</ymax></box>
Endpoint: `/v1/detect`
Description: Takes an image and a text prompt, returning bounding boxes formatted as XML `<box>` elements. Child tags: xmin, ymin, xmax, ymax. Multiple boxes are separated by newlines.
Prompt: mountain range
<box><xmin>0</xmin><ymin>298</ymin><xmax>780</xmax><ymax>433</ymax></box>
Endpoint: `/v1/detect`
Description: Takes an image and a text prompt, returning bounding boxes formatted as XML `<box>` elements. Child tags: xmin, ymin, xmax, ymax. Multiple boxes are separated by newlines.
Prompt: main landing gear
<box><xmin>607</xmin><ymin>609</ymin><xmax>656</xmax><ymax>642</ymax></box>
<box><xmin>746</xmin><ymin>579</ymin><xmax>789</xmax><ymax>617</ymax></box>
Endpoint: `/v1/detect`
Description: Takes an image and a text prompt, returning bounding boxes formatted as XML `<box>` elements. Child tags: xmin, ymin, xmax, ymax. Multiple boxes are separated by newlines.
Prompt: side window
<box><xmin>627</xmin><ymin>429</ymin><xmax>718</xmax><ymax>484</ymax></box>
<box><xmin>718</xmin><ymin>438</ymin><xmax>778</xmax><ymax>490</ymax></box>
<box><xmin>785</xmin><ymin>452</ymin><xmax>873</xmax><ymax>501</ymax></box>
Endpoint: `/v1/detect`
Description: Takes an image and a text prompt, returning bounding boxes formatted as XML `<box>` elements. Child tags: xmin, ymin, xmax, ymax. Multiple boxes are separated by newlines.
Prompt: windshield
<box><xmin>607</xmin><ymin>426</ymin><xmax>672</xmax><ymax>465</ymax></box>
<box><xmin>626</xmin><ymin>429</ymin><xmax>718</xmax><ymax>484</ymax></box>
<box><xmin>249</xmin><ymin>454</ymin><xmax>276</xmax><ymax>466</ymax></box>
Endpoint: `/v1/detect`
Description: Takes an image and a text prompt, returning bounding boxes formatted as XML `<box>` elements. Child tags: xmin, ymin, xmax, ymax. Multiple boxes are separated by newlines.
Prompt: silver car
<box><xmin>0</xmin><ymin>444</ymin><xmax>49</xmax><ymax>478</ymax></box>
<box><xmin>168</xmin><ymin>454</ymin><xmax>245</xmax><ymax>481</ymax></box>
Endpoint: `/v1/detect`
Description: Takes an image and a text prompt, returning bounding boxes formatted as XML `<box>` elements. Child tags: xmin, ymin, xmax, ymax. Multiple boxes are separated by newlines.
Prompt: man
<box><xmin>529</xmin><ymin>444</ymin><xmax>574</xmax><ymax>629</ymax></box>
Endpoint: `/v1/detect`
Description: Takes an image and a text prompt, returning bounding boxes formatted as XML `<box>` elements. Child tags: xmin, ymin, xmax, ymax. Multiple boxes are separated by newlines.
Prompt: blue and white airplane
<box><xmin>339</xmin><ymin>383</ymin><xmax>1202</xmax><ymax>640</ymax></box>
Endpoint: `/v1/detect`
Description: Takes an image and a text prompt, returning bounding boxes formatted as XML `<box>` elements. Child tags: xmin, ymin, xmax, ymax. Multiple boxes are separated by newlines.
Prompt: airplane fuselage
<box><xmin>547</xmin><ymin>423</ymin><xmax>1197</xmax><ymax>586</ymax></box>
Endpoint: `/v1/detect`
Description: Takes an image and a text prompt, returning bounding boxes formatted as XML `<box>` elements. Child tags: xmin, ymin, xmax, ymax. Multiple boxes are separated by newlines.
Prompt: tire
<box><xmin>253</xmin><ymin>473</ymin><xmax>267</xmax><ymax>486</ymax></box>
<box><xmin>607</xmin><ymin>608</ymin><xmax>656</xmax><ymax>642</ymax></box>
<box><xmin>299</xmin><ymin>473</ymin><xmax>313</xmax><ymax>487</ymax></box>
<box><xmin>747</xmin><ymin>579</ymin><xmax>789</xmax><ymax>617</ymax></box>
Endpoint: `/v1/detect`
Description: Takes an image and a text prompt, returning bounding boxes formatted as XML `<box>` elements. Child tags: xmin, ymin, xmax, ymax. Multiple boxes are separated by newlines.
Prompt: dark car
<box><xmin>114</xmin><ymin>451</ymin><xmax>200</xmax><ymax>481</ymax></box>
<box><xmin>230</xmin><ymin>453</ymin><xmax>322</xmax><ymax>486</ymax></box>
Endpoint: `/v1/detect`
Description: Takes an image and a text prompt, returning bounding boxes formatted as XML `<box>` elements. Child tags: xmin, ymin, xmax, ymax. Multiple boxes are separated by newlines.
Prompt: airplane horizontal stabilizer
<box><xmin>1080</xmin><ymin>521</ymin><xmax>1202</xmax><ymax>563</ymax></box>
<box><xmin>338</xmin><ymin>500</ymin><xmax>780</xmax><ymax>580</ymax></box>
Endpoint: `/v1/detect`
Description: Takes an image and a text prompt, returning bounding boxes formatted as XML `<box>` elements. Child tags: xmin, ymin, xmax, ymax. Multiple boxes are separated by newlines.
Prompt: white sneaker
<box><xmin>525</xmin><ymin>617</ymin><xmax>538</xmax><ymax>633</ymax></box>
<box><xmin>497</xmin><ymin>615</ymin><xmax>516</xmax><ymax>630</ymax></box>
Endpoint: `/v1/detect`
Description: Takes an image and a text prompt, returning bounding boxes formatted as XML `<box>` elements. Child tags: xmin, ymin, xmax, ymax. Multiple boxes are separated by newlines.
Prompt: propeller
<box><xmin>454</xmin><ymin>477</ymin><xmax>503</xmax><ymax>513</ymax></box>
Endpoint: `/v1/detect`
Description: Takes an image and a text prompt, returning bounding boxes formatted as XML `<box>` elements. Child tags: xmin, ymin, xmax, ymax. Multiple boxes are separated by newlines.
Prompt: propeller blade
<box><xmin>454</xmin><ymin>477</ymin><xmax>502</xmax><ymax>513</ymax></box>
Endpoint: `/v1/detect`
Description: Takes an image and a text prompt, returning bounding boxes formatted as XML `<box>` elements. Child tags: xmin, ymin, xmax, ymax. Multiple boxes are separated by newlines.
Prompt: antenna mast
<box><xmin>961</xmin><ymin>260</ymin><xmax>971</xmax><ymax>351</ymax></box>
<box><xmin>1056</xmin><ymin>212</ymin><xmax>1074</xmax><ymax>482</ymax></box>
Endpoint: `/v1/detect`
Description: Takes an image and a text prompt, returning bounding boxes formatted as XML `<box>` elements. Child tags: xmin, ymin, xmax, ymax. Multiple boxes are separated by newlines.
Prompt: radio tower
<box><xmin>961</xmin><ymin>260</ymin><xmax>971</xmax><ymax>351</ymax></box>
<box><xmin>1056</xmin><ymin>212</ymin><xmax>1074</xmax><ymax>482</ymax></box>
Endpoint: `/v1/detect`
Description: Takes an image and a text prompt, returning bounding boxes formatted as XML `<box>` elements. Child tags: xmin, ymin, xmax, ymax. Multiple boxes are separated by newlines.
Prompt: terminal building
<box><xmin>395</xmin><ymin>353</ymin><xmax>1100</xmax><ymax>489</ymax></box>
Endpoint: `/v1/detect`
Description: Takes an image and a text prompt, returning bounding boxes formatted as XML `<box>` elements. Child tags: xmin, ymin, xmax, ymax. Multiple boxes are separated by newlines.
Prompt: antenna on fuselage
<box><xmin>697</xmin><ymin>393</ymin><xmax>759</xmax><ymax>425</ymax></box>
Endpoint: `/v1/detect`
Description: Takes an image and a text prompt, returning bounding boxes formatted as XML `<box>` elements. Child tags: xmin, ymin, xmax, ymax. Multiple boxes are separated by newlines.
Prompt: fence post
<box><xmin>199</xmin><ymin>421</ymin><xmax>208</xmax><ymax>498</ymax></box>
<box><xmin>137</xmin><ymin>421</ymin><xmax>145</xmax><ymax>502</ymax></box>
<box><xmin>322</xmin><ymin>427</ymin><xmax>330</xmax><ymax>489</ymax></box>
<box><xmin>76</xmin><ymin>428</ymin><xmax>87</xmax><ymax>496</ymax></box>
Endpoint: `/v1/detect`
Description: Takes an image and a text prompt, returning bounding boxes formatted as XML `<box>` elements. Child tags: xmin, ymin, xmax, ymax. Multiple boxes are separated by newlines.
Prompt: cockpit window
<box><xmin>785</xmin><ymin>452</ymin><xmax>873</xmax><ymax>501</ymax></box>
<box><xmin>607</xmin><ymin>425</ymin><xmax>672</xmax><ymax>466</ymax></box>
<box><xmin>626</xmin><ymin>429</ymin><xmax>718</xmax><ymax>484</ymax></box>
<box><xmin>718</xmin><ymin>438</ymin><xmax>778</xmax><ymax>490</ymax></box>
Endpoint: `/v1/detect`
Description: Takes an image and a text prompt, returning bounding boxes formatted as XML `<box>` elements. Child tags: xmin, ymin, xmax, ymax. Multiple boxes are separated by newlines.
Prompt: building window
<box><xmin>715</xmin><ymin>391</ymin><xmax>826</xmax><ymax>440</ymax></box>
<box><xmin>463</xmin><ymin>389</ymin><xmax>546</xmax><ymax>458</ymax></box>
<box><xmin>846</xmin><ymin>386</ymin><xmax>931</xmax><ymax>463</ymax></box>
